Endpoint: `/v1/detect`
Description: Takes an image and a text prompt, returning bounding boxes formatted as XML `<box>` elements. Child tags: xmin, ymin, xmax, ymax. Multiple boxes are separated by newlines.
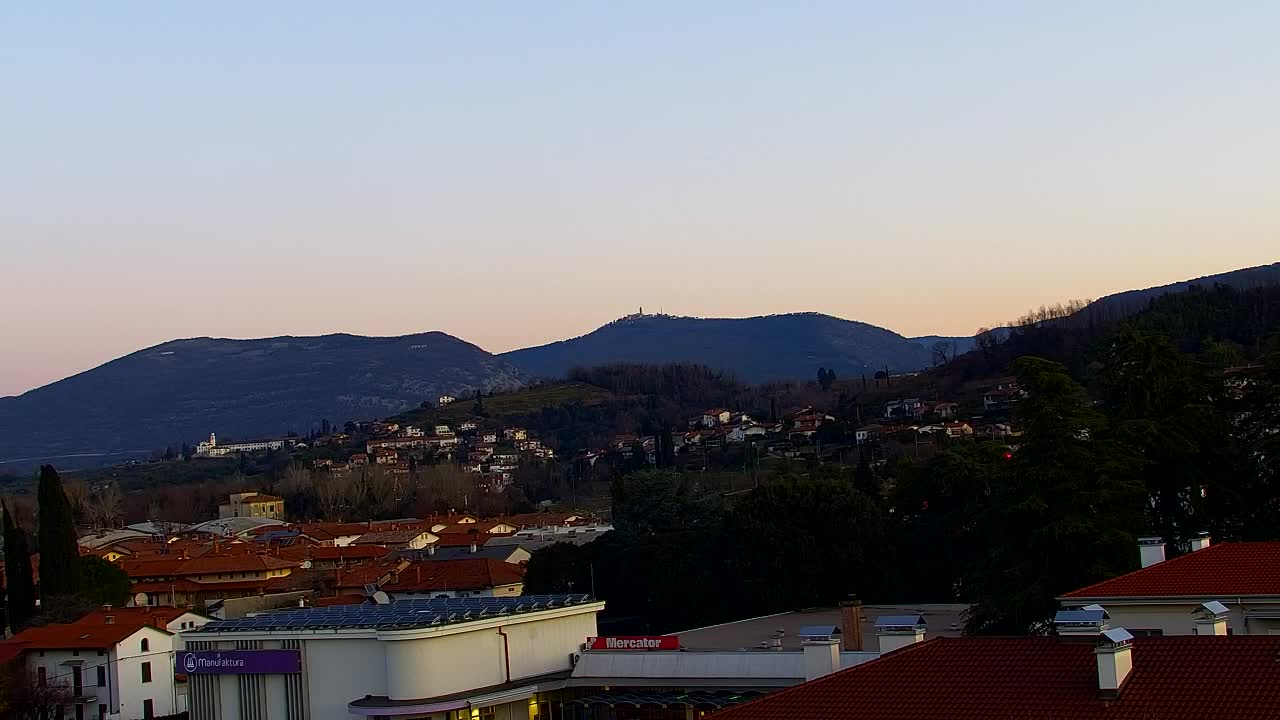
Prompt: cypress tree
<box><xmin>37</xmin><ymin>464</ymin><xmax>80</xmax><ymax>599</ymax></box>
<box><xmin>3</xmin><ymin>501</ymin><xmax>36</xmax><ymax>631</ymax></box>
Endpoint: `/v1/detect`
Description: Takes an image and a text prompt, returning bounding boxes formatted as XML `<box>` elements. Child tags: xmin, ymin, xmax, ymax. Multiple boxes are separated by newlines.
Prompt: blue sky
<box><xmin>2</xmin><ymin>2</ymin><xmax>1277</xmax><ymax>395</ymax></box>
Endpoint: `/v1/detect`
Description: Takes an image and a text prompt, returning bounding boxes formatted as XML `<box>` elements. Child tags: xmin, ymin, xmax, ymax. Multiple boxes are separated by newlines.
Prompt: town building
<box><xmin>196</xmin><ymin>433</ymin><xmax>287</xmax><ymax>457</ymax></box>
<box><xmin>380</xmin><ymin>558</ymin><xmax>526</xmax><ymax>599</ymax></box>
<box><xmin>182</xmin><ymin>594</ymin><xmax>601</xmax><ymax>720</ymax></box>
<box><xmin>123</xmin><ymin>554</ymin><xmax>302</xmax><ymax>607</ymax></box>
<box><xmin>708</xmin><ymin>631</ymin><xmax>1280</xmax><ymax>720</ymax></box>
<box><xmin>1058</xmin><ymin>537</ymin><xmax>1280</xmax><ymax>636</ymax></box>
<box><xmin>4</xmin><ymin>618</ymin><xmax>180</xmax><ymax>720</ymax></box>
<box><xmin>218</xmin><ymin>492</ymin><xmax>285</xmax><ymax>520</ymax></box>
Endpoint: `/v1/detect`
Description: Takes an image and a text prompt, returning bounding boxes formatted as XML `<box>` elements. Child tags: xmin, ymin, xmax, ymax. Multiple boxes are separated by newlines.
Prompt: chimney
<box><xmin>470</xmin><ymin>542</ymin><xmax>478</xmax><ymax>554</ymax></box>
<box><xmin>427</xmin><ymin>545</ymin><xmax>436</xmax><ymax>556</ymax></box>
<box><xmin>802</xmin><ymin>639</ymin><xmax>841</xmax><ymax>681</ymax></box>
<box><xmin>1193</xmin><ymin>600</ymin><xmax>1229</xmax><ymax>636</ymax></box>
<box><xmin>1138</xmin><ymin>537</ymin><xmax>1165</xmax><ymax>568</ymax></box>
<box><xmin>840</xmin><ymin>597</ymin><xmax>865</xmax><ymax>651</ymax></box>
<box><xmin>1188</xmin><ymin>532</ymin><xmax>1211</xmax><ymax>552</ymax></box>
<box><xmin>1095</xmin><ymin>628</ymin><xmax>1134</xmax><ymax>697</ymax></box>
<box><xmin>875</xmin><ymin>615</ymin><xmax>926</xmax><ymax>654</ymax></box>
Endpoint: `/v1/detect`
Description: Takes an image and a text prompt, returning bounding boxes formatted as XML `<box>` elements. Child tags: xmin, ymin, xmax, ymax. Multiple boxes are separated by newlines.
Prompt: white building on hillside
<box><xmin>196</xmin><ymin>433</ymin><xmax>287</xmax><ymax>457</ymax></box>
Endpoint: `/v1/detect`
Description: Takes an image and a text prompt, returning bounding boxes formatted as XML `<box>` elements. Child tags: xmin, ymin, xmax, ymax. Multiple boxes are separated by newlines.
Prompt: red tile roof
<box><xmin>711</xmin><ymin>636</ymin><xmax>1280</xmax><ymax>720</ymax></box>
<box><xmin>122</xmin><ymin>553</ymin><xmax>301</xmax><ymax>578</ymax></box>
<box><xmin>1061</xmin><ymin>542</ymin><xmax>1280</xmax><ymax>598</ymax></box>
<box><xmin>79</xmin><ymin>606</ymin><xmax>196</xmax><ymax>628</ymax></box>
<box><xmin>5</xmin><ymin>621</ymin><xmax>165</xmax><ymax>651</ymax></box>
<box><xmin>381</xmin><ymin>558</ymin><xmax>524</xmax><ymax>593</ymax></box>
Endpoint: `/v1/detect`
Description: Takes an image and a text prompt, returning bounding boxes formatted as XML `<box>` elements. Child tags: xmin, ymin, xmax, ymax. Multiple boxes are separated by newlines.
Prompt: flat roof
<box><xmin>188</xmin><ymin>594</ymin><xmax>596</xmax><ymax>634</ymax></box>
<box><xmin>673</xmin><ymin>604</ymin><xmax>968</xmax><ymax>652</ymax></box>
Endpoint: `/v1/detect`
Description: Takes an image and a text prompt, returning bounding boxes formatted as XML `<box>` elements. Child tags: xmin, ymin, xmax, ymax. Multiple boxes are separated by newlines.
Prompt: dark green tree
<box><xmin>523</xmin><ymin>542</ymin><xmax>595</xmax><ymax>595</ymax></box>
<box><xmin>1100</xmin><ymin>331</ymin><xmax>1234</xmax><ymax>547</ymax></box>
<box><xmin>729</xmin><ymin>471</ymin><xmax>889</xmax><ymax>614</ymax></box>
<box><xmin>76</xmin><ymin>556</ymin><xmax>133</xmax><ymax>607</ymax></box>
<box><xmin>965</xmin><ymin>357</ymin><xmax>1144</xmax><ymax>634</ymax></box>
<box><xmin>660</xmin><ymin>426</ymin><xmax>677</xmax><ymax>469</ymax></box>
<box><xmin>36</xmin><ymin>465</ymin><xmax>81</xmax><ymax>600</ymax></box>
<box><xmin>3</xmin><ymin>501</ymin><xmax>36</xmax><ymax>631</ymax></box>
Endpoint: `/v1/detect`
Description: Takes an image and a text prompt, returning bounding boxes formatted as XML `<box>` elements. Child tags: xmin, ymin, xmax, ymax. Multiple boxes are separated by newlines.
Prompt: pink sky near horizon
<box><xmin>3</xmin><ymin>2</ymin><xmax>1278</xmax><ymax>397</ymax></box>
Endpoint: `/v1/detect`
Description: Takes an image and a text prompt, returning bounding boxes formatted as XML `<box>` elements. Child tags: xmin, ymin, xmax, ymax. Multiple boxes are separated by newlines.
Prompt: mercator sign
<box><xmin>586</xmin><ymin>635</ymin><xmax>678</xmax><ymax>650</ymax></box>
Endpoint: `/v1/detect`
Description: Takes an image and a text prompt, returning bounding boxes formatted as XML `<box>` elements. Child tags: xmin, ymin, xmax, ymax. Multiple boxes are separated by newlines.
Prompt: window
<box><xmin>143</xmin><ymin>700</ymin><xmax>154</xmax><ymax>720</ymax></box>
<box><xmin>38</xmin><ymin>667</ymin><xmax>47</xmax><ymax>686</ymax></box>
<box><xmin>72</xmin><ymin>667</ymin><xmax>83</xmax><ymax>694</ymax></box>
<box><xmin>140</xmin><ymin>638</ymin><xmax>149</xmax><ymax>652</ymax></box>
<box><xmin>75</xmin><ymin>705</ymin><xmax>84</xmax><ymax>720</ymax></box>
<box><xmin>98</xmin><ymin>705</ymin><xmax>107</xmax><ymax>720</ymax></box>
<box><xmin>141</xmin><ymin>662</ymin><xmax>152</xmax><ymax>683</ymax></box>
<box><xmin>97</xmin><ymin>666</ymin><xmax>106</xmax><ymax>687</ymax></box>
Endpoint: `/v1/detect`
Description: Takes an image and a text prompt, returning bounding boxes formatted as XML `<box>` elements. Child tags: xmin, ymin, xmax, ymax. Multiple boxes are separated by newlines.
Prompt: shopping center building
<box><xmin>180</xmin><ymin>595</ymin><xmax>962</xmax><ymax>720</ymax></box>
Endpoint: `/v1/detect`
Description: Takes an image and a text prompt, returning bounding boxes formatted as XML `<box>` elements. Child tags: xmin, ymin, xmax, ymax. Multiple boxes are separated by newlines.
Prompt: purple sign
<box><xmin>178</xmin><ymin>650</ymin><xmax>301</xmax><ymax>675</ymax></box>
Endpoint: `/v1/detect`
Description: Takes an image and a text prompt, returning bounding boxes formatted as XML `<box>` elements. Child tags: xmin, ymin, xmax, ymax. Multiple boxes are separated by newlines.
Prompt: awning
<box><xmin>567</xmin><ymin>690</ymin><xmax>763</xmax><ymax>710</ymax></box>
<box><xmin>348</xmin><ymin>671</ymin><xmax>570</xmax><ymax>717</ymax></box>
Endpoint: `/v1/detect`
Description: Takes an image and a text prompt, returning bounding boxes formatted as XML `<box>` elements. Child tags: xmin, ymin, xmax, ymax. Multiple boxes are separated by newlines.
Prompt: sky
<box><xmin>2</xmin><ymin>2</ymin><xmax>1278</xmax><ymax>396</ymax></box>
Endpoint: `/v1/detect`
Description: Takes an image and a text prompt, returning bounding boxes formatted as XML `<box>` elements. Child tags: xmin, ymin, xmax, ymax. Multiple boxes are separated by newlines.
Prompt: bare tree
<box><xmin>63</xmin><ymin>478</ymin><xmax>91</xmax><ymax>527</ymax></box>
<box><xmin>91</xmin><ymin>482</ymin><xmax>124</xmax><ymax>528</ymax></box>
<box><xmin>930</xmin><ymin>341</ymin><xmax>952</xmax><ymax>367</ymax></box>
<box><xmin>5</xmin><ymin>667</ymin><xmax>77</xmax><ymax>720</ymax></box>
<box><xmin>315</xmin><ymin>472</ymin><xmax>352</xmax><ymax>521</ymax></box>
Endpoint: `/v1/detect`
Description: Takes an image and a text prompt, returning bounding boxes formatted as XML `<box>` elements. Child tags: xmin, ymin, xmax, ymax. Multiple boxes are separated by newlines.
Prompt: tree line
<box><xmin>526</xmin><ymin>324</ymin><xmax>1280</xmax><ymax>634</ymax></box>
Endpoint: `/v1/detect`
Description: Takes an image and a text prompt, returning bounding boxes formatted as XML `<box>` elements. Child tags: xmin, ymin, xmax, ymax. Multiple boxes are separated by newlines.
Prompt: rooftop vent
<box><xmin>1193</xmin><ymin>600</ymin><xmax>1230</xmax><ymax>635</ymax></box>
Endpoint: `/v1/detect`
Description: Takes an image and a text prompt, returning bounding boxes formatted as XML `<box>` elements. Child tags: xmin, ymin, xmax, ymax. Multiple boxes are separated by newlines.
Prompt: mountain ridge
<box><xmin>500</xmin><ymin>311</ymin><xmax>937</xmax><ymax>382</ymax></box>
<box><xmin>0</xmin><ymin>331</ymin><xmax>525</xmax><ymax>468</ymax></box>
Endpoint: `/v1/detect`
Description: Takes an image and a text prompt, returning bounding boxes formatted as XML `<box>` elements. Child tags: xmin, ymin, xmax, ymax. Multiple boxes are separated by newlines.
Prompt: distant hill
<box><xmin>1072</xmin><ymin>262</ymin><xmax>1280</xmax><ymax>327</ymax></box>
<box><xmin>0</xmin><ymin>333</ymin><xmax>525</xmax><ymax>469</ymax></box>
<box><xmin>501</xmin><ymin>312</ymin><xmax>937</xmax><ymax>383</ymax></box>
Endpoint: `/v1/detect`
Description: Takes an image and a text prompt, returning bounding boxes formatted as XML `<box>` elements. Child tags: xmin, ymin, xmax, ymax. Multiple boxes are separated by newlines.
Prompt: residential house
<box><xmin>458</xmin><ymin>421</ymin><xmax>478</xmax><ymax>432</ymax></box>
<box><xmin>923</xmin><ymin>401</ymin><xmax>959</xmax><ymax>419</ymax></box>
<box><xmin>433</xmin><ymin>424</ymin><xmax>454</xmax><ymax>436</ymax></box>
<box><xmin>437</xmin><ymin>395</ymin><xmax>456</xmax><ymax>406</ymax></box>
<box><xmin>217</xmin><ymin>492</ymin><xmax>284</xmax><ymax>520</ymax></box>
<box><xmin>4</xmin><ymin>618</ymin><xmax>179</xmax><ymax>720</ymax></box>
<box><xmin>855</xmin><ymin>424</ymin><xmax>887</xmax><ymax>445</ymax></box>
<box><xmin>380</xmin><ymin>558</ymin><xmax>525</xmax><ymax>600</ymax></box>
<box><xmin>79</xmin><ymin>606</ymin><xmax>212</xmax><ymax>635</ymax></box>
<box><xmin>481</xmin><ymin>431</ymin><xmax>499</xmax><ymax>444</ymax></box>
<box><xmin>123</xmin><ymin>554</ymin><xmax>303</xmax><ymax>607</ymax></box>
<box><xmin>1057</xmin><ymin>537</ymin><xmax>1280</xmax><ymax>636</ymax></box>
<box><xmin>351</xmin><ymin>529</ymin><xmax>438</xmax><ymax>551</ymax></box>
<box><xmin>691</xmin><ymin>409</ymin><xmax>732</xmax><ymax>428</ymax></box>
<box><xmin>982</xmin><ymin>381</ymin><xmax>1026</xmax><ymax>411</ymax></box>
<box><xmin>883</xmin><ymin>398</ymin><xmax>923</xmax><ymax>420</ymax></box>
<box><xmin>504</xmin><ymin>427</ymin><xmax>528</xmax><ymax>441</ymax></box>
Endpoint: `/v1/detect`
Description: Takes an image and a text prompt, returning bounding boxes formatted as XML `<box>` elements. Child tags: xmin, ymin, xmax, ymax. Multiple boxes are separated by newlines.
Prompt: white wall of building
<box><xmin>1060</xmin><ymin>600</ymin><xmax>1280</xmax><ymax>636</ymax></box>
<box><xmin>114</xmin><ymin>627</ymin><xmax>177</xmax><ymax>720</ymax></box>
<box><xmin>302</xmin><ymin>638</ymin><xmax>389</xmax><ymax>720</ymax></box>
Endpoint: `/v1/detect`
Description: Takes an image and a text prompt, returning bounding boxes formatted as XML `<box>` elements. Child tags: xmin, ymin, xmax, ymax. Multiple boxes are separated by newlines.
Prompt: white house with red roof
<box><xmin>1058</xmin><ymin>537</ymin><xmax>1280</xmax><ymax>636</ymax></box>
<box><xmin>3</xmin><ymin>617</ymin><xmax>179</xmax><ymax>720</ymax></box>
